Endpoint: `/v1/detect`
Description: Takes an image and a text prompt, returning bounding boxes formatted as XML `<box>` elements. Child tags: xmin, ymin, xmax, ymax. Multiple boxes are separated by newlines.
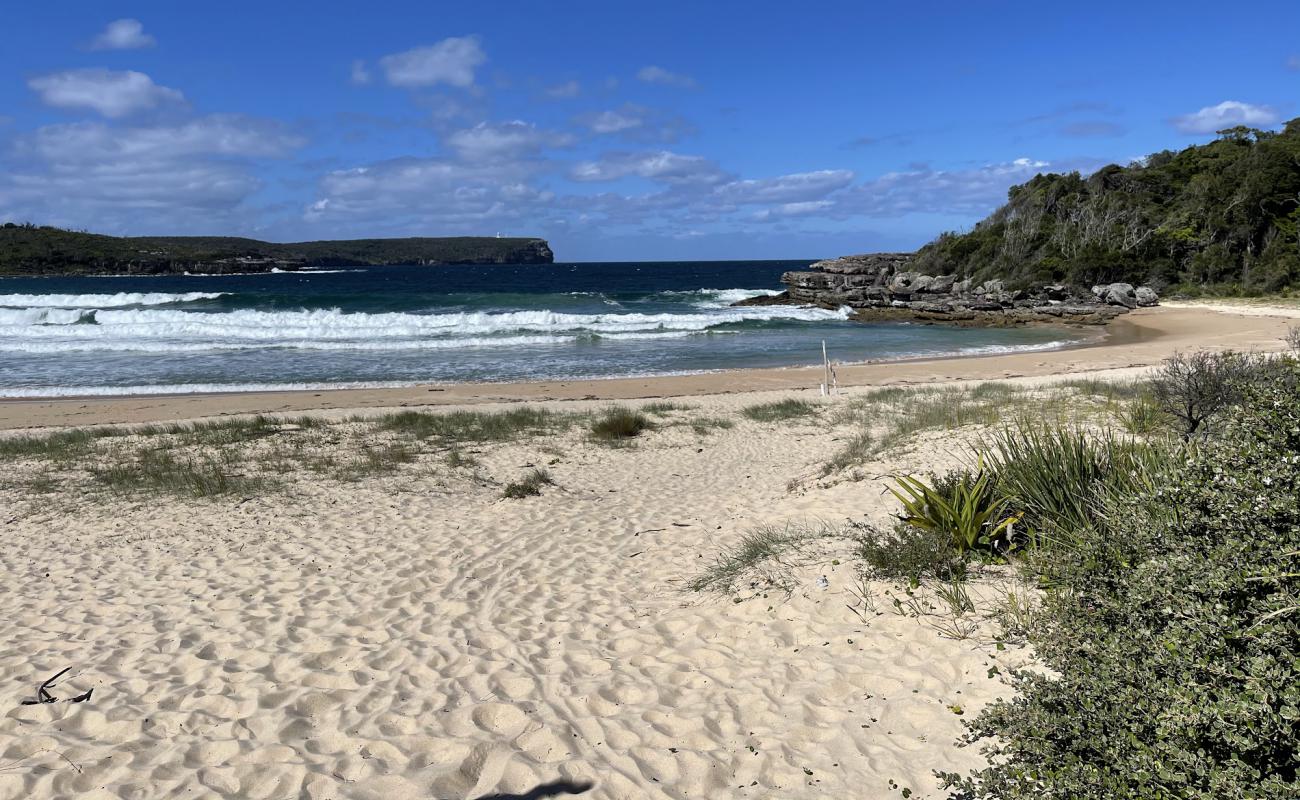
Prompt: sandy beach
<box><xmin>0</xmin><ymin>303</ymin><xmax>1293</xmax><ymax>800</ymax></box>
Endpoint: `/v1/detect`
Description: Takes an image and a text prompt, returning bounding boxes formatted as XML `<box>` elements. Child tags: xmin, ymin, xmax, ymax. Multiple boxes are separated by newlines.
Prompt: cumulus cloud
<box><xmin>716</xmin><ymin>170</ymin><xmax>855</xmax><ymax>205</ymax></box>
<box><xmin>581</xmin><ymin>108</ymin><xmax>645</xmax><ymax>135</ymax></box>
<box><xmin>305</xmin><ymin>156</ymin><xmax>555</xmax><ymax>231</ymax></box>
<box><xmin>444</xmin><ymin>121</ymin><xmax>572</xmax><ymax>161</ymax></box>
<box><xmin>379</xmin><ymin>37</ymin><xmax>486</xmax><ymax>88</ymax></box>
<box><xmin>571</xmin><ymin>151</ymin><xmax>728</xmax><ymax>185</ymax></box>
<box><xmin>576</xmin><ymin>104</ymin><xmax>693</xmax><ymax>143</ymax></box>
<box><xmin>90</xmin><ymin>18</ymin><xmax>155</xmax><ymax>50</ymax></box>
<box><xmin>544</xmin><ymin>80</ymin><xmax>580</xmax><ymax>99</ymax></box>
<box><xmin>28</xmin><ymin>69</ymin><xmax>184</xmax><ymax>118</ymax></box>
<box><xmin>833</xmin><ymin>157</ymin><xmax>1060</xmax><ymax>218</ymax></box>
<box><xmin>17</xmin><ymin>116</ymin><xmax>305</xmax><ymax>163</ymax></box>
<box><xmin>1171</xmin><ymin>101</ymin><xmax>1279</xmax><ymax>134</ymax></box>
<box><xmin>636</xmin><ymin>65</ymin><xmax>696</xmax><ymax>88</ymax></box>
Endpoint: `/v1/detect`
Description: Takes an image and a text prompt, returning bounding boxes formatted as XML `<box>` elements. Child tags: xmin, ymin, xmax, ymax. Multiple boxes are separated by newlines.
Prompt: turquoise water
<box><xmin>0</xmin><ymin>261</ymin><xmax>1084</xmax><ymax>396</ymax></box>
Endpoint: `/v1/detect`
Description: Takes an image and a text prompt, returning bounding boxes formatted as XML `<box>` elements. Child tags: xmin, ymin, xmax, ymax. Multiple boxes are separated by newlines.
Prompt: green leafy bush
<box><xmin>943</xmin><ymin>360</ymin><xmax>1300</xmax><ymax>799</ymax></box>
<box><xmin>890</xmin><ymin>463</ymin><xmax>1014</xmax><ymax>554</ymax></box>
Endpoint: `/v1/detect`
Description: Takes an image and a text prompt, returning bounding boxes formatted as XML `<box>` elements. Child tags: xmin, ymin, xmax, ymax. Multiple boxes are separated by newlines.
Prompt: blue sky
<box><xmin>1</xmin><ymin>1</ymin><xmax>1297</xmax><ymax>261</ymax></box>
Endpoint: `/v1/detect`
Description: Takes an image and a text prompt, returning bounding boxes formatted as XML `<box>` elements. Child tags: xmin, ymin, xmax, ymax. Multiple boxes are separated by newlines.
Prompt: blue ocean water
<box><xmin>0</xmin><ymin>261</ymin><xmax>1085</xmax><ymax>396</ymax></box>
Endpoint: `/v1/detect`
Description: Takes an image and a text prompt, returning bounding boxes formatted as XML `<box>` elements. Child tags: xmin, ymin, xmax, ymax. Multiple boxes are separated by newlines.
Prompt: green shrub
<box><xmin>589</xmin><ymin>406</ymin><xmax>651</xmax><ymax>441</ymax></box>
<box><xmin>890</xmin><ymin>463</ymin><xmax>1014</xmax><ymax>554</ymax></box>
<box><xmin>984</xmin><ymin>425</ymin><xmax>1175</xmax><ymax>544</ymax></box>
<box><xmin>741</xmin><ymin>399</ymin><xmax>819</xmax><ymax>423</ymax></box>
<box><xmin>853</xmin><ymin>521</ymin><xmax>966</xmax><ymax>582</ymax></box>
<box><xmin>943</xmin><ymin>361</ymin><xmax>1300</xmax><ymax>799</ymax></box>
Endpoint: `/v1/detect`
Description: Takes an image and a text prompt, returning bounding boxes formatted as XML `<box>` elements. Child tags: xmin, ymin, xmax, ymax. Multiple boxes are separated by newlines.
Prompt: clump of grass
<box><xmin>445</xmin><ymin>449</ymin><xmax>478</xmax><ymax>468</ymax></box>
<box><xmin>690</xmin><ymin>416</ymin><xmax>735</xmax><ymax>435</ymax></box>
<box><xmin>688</xmin><ymin>522</ymin><xmax>837</xmax><ymax>594</ymax></box>
<box><xmin>590</xmin><ymin>406</ymin><xmax>652</xmax><ymax>442</ymax></box>
<box><xmin>643</xmin><ymin>401</ymin><xmax>694</xmax><ymax>416</ymax></box>
<box><xmin>741</xmin><ymin>399</ymin><xmax>819</xmax><ymax>423</ymax></box>
<box><xmin>92</xmin><ymin>449</ymin><xmax>269</xmax><ymax>499</ymax></box>
<box><xmin>332</xmin><ymin>442</ymin><xmax>418</xmax><ymax>481</ymax></box>
<box><xmin>169</xmin><ymin>415</ymin><xmax>282</xmax><ymax>447</ymax></box>
<box><xmin>821</xmin><ymin>431</ymin><xmax>874</xmax><ymax>476</ymax></box>
<box><xmin>502</xmin><ymin>468</ymin><xmax>553</xmax><ymax>499</ymax></box>
<box><xmin>1117</xmin><ymin>391</ymin><xmax>1170</xmax><ymax>435</ymax></box>
<box><xmin>374</xmin><ymin>406</ymin><xmax>572</xmax><ymax>442</ymax></box>
<box><xmin>0</xmin><ymin>426</ymin><xmax>127</xmax><ymax>462</ymax></box>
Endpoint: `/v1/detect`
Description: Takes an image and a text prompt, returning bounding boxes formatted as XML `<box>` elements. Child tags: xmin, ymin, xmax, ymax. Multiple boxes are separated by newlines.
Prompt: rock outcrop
<box><xmin>735</xmin><ymin>253</ymin><xmax>1158</xmax><ymax>326</ymax></box>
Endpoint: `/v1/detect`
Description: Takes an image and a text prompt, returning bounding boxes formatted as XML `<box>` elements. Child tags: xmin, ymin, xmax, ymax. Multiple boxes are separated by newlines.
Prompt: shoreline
<box><xmin>0</xmin><ymin>304</ymin><xmax>1292</xmax><ymax>430</ymax></box>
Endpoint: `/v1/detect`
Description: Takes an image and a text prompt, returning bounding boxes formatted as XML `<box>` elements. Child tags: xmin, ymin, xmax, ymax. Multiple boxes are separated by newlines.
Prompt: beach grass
<box><xmin>372</xmin><ymin>406</ymin><xmax>574</xmax><ymax>442</ymax></box>
<box><xmin>741</xmin><ymin>398</ymin><xmax>820</xmax><ymax>423</ymax></box>
<box><xmin>502</xmin><ymin>467</ymin><xmax>554</xmax><ymax>498</ymax></box>
<box><xmin>688</xmin><ymin>521</ymin><xmax>838</xmax><ymax>594</ymax></box>
<box><xmin>589</xmin><ymin>406</ymin><xmax>652</xmax><ymax>442</ymax></box>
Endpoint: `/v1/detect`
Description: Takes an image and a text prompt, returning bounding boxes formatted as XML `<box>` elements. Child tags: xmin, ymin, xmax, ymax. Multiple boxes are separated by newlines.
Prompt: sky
<box><xmin>1</xmin><ymin>1</ymin><xmax>1297</xmax><ymax>261</ymax></box>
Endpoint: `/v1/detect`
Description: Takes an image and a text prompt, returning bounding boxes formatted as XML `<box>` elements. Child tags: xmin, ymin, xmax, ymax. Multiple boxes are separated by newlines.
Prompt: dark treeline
<box><xmin>912</xmin><ymin>118</ymin><xmax>1300</xmax><ymax>294</ymax></box>
<box><xmin>0</xmin><ymin>225</ymin><xmax>553</xmax><ymax>275</ymax></box>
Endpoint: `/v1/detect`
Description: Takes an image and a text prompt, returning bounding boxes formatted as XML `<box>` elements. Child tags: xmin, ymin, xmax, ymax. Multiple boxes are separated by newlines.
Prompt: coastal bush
<box><xmin>889</xmin><ymin>463</ymin><xmax>1015</xmax><ymax>554</ymax></box>
<box><xmin>741</xmin><ymin>398</ymin><xmax>819</xmax><ymax>423</ymax></box>
<box><xmin>942</xmin><ymin>361</ymin><xmax>1300</xmax><ymax>799</ymax></box>
<box><xmin>501</xmin><ymin>468</ymin><xmax>553</xmax><ymax>499</ymax></box>
<box><xmin>853</xmin><ymin>521</ymin><xmax>966</xmax><ymax>582</ymax></box>
<box><xmin>1150</xmin><ymin>349</ymin><xmax>1253</xmax><ymax>438</ymax></box>
<box><xmin>589</xmin><ymin>406</ymin><xmax>651</xmax><ymax>441</ymax></box>
<box><xmin>984</xmin><ymin>425</ymin><xmax>1174</xmax><ymax>545</ymax></box>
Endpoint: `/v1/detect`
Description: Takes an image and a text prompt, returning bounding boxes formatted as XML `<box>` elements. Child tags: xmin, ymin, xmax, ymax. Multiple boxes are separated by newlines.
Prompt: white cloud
<box><xmin>350</xmin><ymin>60</ymin><xmax>372</xmax><ymax>85</ymax></box>
<box><xmin>544</xmin><ymin>80</ymin><xmax>580</xmax><ymax>99</ymax></box>
<box><xmin>571</xmin><ymin>151</ymin><xmax>727</xmax><ymax>185</ymax></box>
<box><xmin>1171</xmin><ymin>100</ymin><xmax>1279</xmax><ymax>134</ymax></box>
<box><xmin>3</xmin><ymin>116</ymin><xmax>304</xmax><ymax>232</ymax></box>
<box><xmin>379</xmin><ymin>37</ymin><xmax>486</xmax><ymax>88</ymax></box>
<box><xmin>305</xmin><ymin>156</ymin><xmax>555</xmax><ymax>230</ymax></box>
<box><xmin>90</xmin><ymin>18</ymin><xmax>155</xmax><ymax>50</ymax></box>
<box><xmin>832</xmin><ymin>157</ymin><xmax>1061</xmax><ymax>218</ymax></box>
<box><xmin>582</xmin><ymin>109</ymin><xmax>644</xmax><ymax>134</ymax></box>
<box><xmin>636</xmin><ymin>65</ymin><xmax>696</xmax><ymax>88</ymax></box>
<box><xmin>444</xmin><ymin>121</ymin><xmax>571</xmax><ymax>161</ymax></box>
<box><xmin>27</xmin><ymin>69</ymin><xmax>184</xmax><ymax>118</ymax></box>
<box><xmin>17</xmin><ymin>116</ymin><xmax>305</xmax><ymax>163</ymax></box>
<box><xmin>716</xmin><ymin>170</ymin><xmax>855</xmax><ymax>204</ymax></box>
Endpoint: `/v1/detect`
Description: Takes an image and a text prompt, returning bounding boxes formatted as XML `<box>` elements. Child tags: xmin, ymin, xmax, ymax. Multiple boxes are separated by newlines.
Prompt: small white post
<box><xmin>822</xmin><ymin>340</ymin><xmax>831</xmax><ymax>396</ymax></box>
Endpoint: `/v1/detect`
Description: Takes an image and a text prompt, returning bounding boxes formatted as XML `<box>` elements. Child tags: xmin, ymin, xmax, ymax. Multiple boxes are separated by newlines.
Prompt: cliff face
<box><xmin>750</xmin><ymin>252</ymin><xmax>1158</xmax><ymax>326</ymax></box>
<box><xmin>0</xmin><ymin>226</ymin><xmax>555</xmax><ymax>275</ymax></box>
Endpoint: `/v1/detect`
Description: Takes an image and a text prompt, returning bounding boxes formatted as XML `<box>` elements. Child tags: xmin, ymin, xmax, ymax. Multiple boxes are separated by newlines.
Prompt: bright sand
<box><xmin>0</xmin><ymin>303</ymin><xmax>1293</xmax><ymax>800</ymax></box>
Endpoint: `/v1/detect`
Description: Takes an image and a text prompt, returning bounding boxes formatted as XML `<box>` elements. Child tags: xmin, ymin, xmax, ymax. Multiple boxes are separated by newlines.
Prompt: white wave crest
<box><xmin>0</xmin><ymin>304</ymin><xmax>848</xmax><ymax>353</ymax></box>
<box><xmin>0</xmin><ymin>291</ymin><xmax>228</xmax><ymax>308</ymax></box>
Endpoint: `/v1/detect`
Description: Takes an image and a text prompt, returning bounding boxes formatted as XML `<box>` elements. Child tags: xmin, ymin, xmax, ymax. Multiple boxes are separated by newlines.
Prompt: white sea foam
<box><xmin>0</xmin><ymin>303</ymin><xmax>849</xmax><ymax>353</ymax></box>
<box><xmin>0</xmin><ymin>291</ymin><xmax>228</xmax><ymax>308</ymax></box>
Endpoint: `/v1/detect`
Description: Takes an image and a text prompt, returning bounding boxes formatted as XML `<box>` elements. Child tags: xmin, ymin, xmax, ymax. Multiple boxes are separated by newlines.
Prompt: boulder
<box><xmin>1135</xmin><ymin>286</ymin><xmax>1159</xmax><ymax>307</ymax></box>
<box><xmin>889</xmin><ymin>271</ymin><xmax>932</xmax><ymax>293</ymax></box>
<box><xmin>1097</xmin><ymin>282</ymin><xmax>1138</xmax><ymax>309</ymax></box>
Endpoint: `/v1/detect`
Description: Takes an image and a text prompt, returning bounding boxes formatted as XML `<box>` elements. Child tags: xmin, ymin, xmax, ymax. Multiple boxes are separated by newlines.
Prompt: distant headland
<box><xmin>0</xmin><ymin>224</ymin><xmax>554</xmax><ymax>275</ymax></box>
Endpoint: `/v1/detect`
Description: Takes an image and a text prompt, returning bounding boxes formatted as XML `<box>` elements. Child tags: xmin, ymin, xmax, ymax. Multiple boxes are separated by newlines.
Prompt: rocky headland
<box><xmin>738</xmin><ymin>252</ymin><xmax>1158</xmax><ymax>326</ymax></box>
<box><xmin>0</xmin><ymin>224</ymin><xmax>554</xmax><ymax>276</ymax></box>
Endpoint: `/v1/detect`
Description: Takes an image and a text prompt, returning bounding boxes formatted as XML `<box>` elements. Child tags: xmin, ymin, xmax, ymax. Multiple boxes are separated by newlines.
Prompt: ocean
<box><xmin>0</xmin><ymin>261</ymin><xmax>1086</xmax><ymax>397</ymax></box>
